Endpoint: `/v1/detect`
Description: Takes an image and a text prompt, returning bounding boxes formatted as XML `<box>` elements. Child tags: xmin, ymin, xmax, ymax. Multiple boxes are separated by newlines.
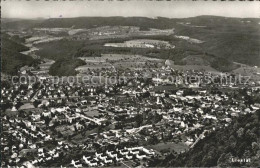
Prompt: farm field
<box><xmin>101</xmin><ymin>54</ymin><xmax>163</xmax><ymax>62</ymax></box>
<box><xmin>76</xmin><ymin>53</ymin><xmax>223</xmax><ymax>73</ymax></box>
<box><xmin>76</xmin><ymin>54</ymin><xmax>165</xmax><ymax>71</ymax></box>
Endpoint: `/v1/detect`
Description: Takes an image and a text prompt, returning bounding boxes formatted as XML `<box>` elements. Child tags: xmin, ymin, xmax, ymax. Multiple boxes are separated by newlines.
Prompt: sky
<box><xmin>2</xmin><ymin>1</ymin><xmax>260</xmax><ymax>19</ymax></box>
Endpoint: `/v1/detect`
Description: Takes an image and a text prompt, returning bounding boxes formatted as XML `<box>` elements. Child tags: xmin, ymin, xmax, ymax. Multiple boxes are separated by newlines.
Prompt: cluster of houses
<box><xmin>2</xmin><ymin>63</ymin><xmax>260</xmax><ymax>167</ymax></box>
<box><xmin>70</xmin><ymin>146</ymin><xmax>155</xmax><ymax>167</ymax></box>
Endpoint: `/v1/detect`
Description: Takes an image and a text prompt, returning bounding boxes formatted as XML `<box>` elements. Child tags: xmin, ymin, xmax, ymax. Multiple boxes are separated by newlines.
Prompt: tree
<box><xmin>33</xmin><ymin>100</ymin><xmax>41</xmax><ymax>108</ymax></box>
<box><xmin>252</xmin><ymin>142</ymin><xmax>259</xmax><ymax>153</ymax></box>
<box><xmin>237</xmin><ymin>128</ymin><xmax>244</xmax><ymax>138</ymax></box>
<box><xmin>256</xmin><ymin>109</ymin><xmax>260</xmax><ymax>120</ymax></box>
<box><xmin>44</xmin><ymin>117</ymin><xmax>51</xmax><ymax>127</ymax></box>
<box><xmin>134</xmin><ymin>114</ymin><xmax>143</xmax><ymax>127</ymax></box>
<box><xmin>217</xmin><ymin>152</ymin><xmax>232</xmax><ymax>167</ymax></box>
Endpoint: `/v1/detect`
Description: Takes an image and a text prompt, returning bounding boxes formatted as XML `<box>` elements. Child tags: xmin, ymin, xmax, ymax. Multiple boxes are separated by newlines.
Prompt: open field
<box><xmin>101</xmin><ymin>54</ymin><xmax>163</xmax><ymax>62</ymax></box>
<box><xmin>174</xmin><ymin>35</ymin><xmax>204</xmax><ymax>44</ymax></box>
<box><xmin>105</xmin><ymin>39</ymin><xmax>175</xmax><ymax>49</ymax></box>
<box><xmin>76</xmin><ymin>54</ymin><xmax>165</xmax><ymax>71</ymax></box>
<box><xmin>76</xmin><ymin>62</ymin><xmax>113</xmax><ymax>72</ymax></box>
<box><xmin>84</xmin><ymin>109</ymin><xmax>102</xmax><ymax>118</ymax></box>
<box><xmin>146</xmin><ymin>142</ymin><xmax>189</xmax><ymax>154</ymax></box>
<box><xmin>76</xmin><ymin>53</ymin><xmax>222</xmax><ymax>73</ymax></box>
<box><xmin>181</xmin><ymin>55</ymin><xmax>211</xmax><ymax>66</ymax></box>
<box><xmin>26</xmin><ymin>36</ymin><xmax>64</xmax><ymax>44</ymax></box>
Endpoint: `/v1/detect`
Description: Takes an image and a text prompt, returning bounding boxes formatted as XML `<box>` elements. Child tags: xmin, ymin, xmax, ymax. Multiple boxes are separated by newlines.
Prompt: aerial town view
<box><xmin>1</xmin><ymin>1</ymin><xmax>260</xmax><ymax>167</ymax></box>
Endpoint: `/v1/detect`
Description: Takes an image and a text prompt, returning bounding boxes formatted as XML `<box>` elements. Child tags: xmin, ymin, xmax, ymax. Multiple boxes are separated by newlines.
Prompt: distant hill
<box><xmin>173</xmin><ymin>16</ymin><xmax>260</xmax><ymax>67</ymax></box>
<box><xmin>3</xmin><ymin>16</ymin><xmax>260</xmax><ymax>68</ymax></box>
<box><xmin>3</xmin><ymin>15</ymin><xmax>259</xmax><ymax>30</ymax></box>
<box><xmin>2</xmin><ymin>17</ymin><xmax>176</xmax><ymax>30</ymax></box>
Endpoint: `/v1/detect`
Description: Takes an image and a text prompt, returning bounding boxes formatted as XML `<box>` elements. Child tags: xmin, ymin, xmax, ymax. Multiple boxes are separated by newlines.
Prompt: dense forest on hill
<box><xmin>30</xmin><ymin>15</ymin><xmax>259</xmax><ymax>69</ymax></box>
<box><xmin>4</xmin><ymin>16</ymin><xmax>259</xmax><ymax>30</ymax></box>
<box><xmin>34</xmin><ymin>17</ymin><xmax>177</xmax><ymax>30</ymax></box>
<box><xmin>152</xmin><ymin>110</ymin><xmax>260</xmax><ymax>167</ymax></box>
<box><xmin>35</xmin><ymin>39</ymin><xmax>85</xmax><ymax>61</ymax></box>
<box><xmin>49</xmin><ymin>59</ymin><xmax>86</xmax><ymax>77</ymax></box>
<box><xmin>1</xmin><ymin>34</ymin><xmax>39</xmax><ymax>75</ymax></box>
<box><xmin>174</xmin><ymin>22</ymin><xmax>260</xmax><ymax>67</ymax></box>
<box><xmin>3</xmin><ymin>16</ymin><xmax>260</xmax><ymax>73</ymax></box>
<box><xmin>36</xmin><ymin>35</ymin><xmax>235</xmax><ymax>72</ymax></box>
